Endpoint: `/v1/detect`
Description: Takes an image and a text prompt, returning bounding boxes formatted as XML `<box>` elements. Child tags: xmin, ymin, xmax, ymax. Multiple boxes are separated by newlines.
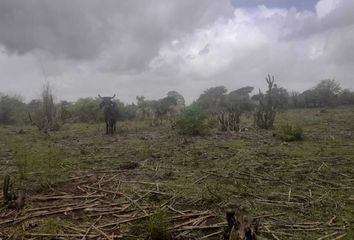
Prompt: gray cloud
<box><xmin>0</xmin><ymin>0</ymin><xmax>353</xmax><ymax>103</ymax></box>
<box><xmin>0</xmin><ymin>0</ymin><xmax>233</xmax><ymax>71</ymax></box>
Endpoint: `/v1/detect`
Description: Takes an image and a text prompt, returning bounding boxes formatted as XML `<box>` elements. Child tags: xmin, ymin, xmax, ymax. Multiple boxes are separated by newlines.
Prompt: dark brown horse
<box><xmin>98</xmin><ymin>94</ymin><xmax>118</xmax><ymax>134</ymax></box>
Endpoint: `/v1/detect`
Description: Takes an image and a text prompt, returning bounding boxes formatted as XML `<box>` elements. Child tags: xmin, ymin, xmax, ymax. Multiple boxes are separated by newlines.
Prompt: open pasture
<box><xmin>0</xmin><ymin>107</ymin><xmax>353</xmax><ymax>239</ymax></box>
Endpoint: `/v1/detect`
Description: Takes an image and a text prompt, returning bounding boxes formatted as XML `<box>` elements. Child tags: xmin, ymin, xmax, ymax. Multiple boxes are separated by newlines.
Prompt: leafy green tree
<box><xmin>113</xmin><ymin>99</ymin><xmax>137</xmax><ymax>121</ymax></box>
<box><xmin>136</xmin><ymin>96</ymin><xmax>153</xmax><ymax>120</ymax></box>
<box><xmin>57</xmin><ymin>101</ymin><xmax>73</xmax><ymax>123</ymax></box>
<box><xmin>155</xmin><ymin>96</ymin><xmax>177</xmax><ymax>118</ymax></box>
<box><xmin>196</xmin><ymin>86</ymin><xmax>227</xmax><ymax>114</ymax></box>
<box><xmin>122</xmin><ymin>103</ymin><xmax>138</xmax><ymax>120</ymax></box>
<box><xmin>271</xmin><ymin>85</ymin><xmax>289</xmax><ymax>109</ymax></box>
<box><xmin>338</xmin><ymin>89</ymin><xmax>354</xmax><ymax>105</ymax></box>
<box><xmin>136</xmin><ymin>94</ymin><xmax>178</xmax><ymax>124</ymax></box>
<box><xmin>167</xmin><ymin>91</ymin><xmax>185</xmax><ymax>107</ymax></box>
<box><xmin>0</xmin><ymin>94</ymin><xmax>26</xmax><ymax>125</ymax></box>
<box><xmin>288</xmin><ymin>91</ymin><xmax>302</xmax><ymax>108</ymax></box>
<box><xmin>313</xmin><ymin>79</ymin><xmax>341</xmax><ymax>107</ymax></box>
<box><xmin>167</xmin><ymin>91</ymin><xmax>185</xmax><ymax>115</ymax></box>
<box><xmin>69</xmin><ymin>98</ymin><xmax>102</xmax><ymax>122</ymax></box>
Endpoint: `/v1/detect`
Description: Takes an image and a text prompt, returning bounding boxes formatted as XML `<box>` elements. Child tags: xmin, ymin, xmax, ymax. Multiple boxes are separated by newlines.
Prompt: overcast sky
<box><xmin>0</xmin><ymin>0</ymin><xmax>353</xmax><ymax>103</ymax></box>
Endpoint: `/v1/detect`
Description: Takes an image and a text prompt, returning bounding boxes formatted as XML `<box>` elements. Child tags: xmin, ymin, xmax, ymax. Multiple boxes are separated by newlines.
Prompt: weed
<box><xmin>134</xmin><ymin>210</ymin><xmax>172</xmax><ymax>240</ymax></box>
<box><xmin>14</xmin><ymin>143</ymin><xmax>71</xmax><ymax>186</ymax></box>
<box><xmin>275</xmin><ymin>124</ymin><xmax>304</xmax><ymax>142</ymax></box>
<box><xmin>36</xmin><ymin>218</ymin><xmax>65</xmax><ymax>238</ymax></box>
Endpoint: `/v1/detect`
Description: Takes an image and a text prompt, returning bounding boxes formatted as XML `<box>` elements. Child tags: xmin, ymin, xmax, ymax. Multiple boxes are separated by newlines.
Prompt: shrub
<box><xmin>275</xmin><ymin>124</ymin><xmax>304</xmax><ymax>142</ymax></box>
<box><xmin>175</xmin><ymin>106</ymin><xmax>211</xmax><ymax>136</ymax></box>
<box><xmin>0</xmin><ymin>94</ymin><xmax>26</xmax><ymax>125</ymax></box>
<box><xmin>133</xmin><ymin>210</ymin><xmax>172</xmax><ymax>240</ymax></box>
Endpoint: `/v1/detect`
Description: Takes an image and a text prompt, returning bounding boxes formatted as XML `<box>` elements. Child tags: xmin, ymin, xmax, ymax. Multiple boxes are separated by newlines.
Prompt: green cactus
<box><xmin>255</xmin><ymin>74</ymin><xmax>277</xmax><ymax>129</ymax></box>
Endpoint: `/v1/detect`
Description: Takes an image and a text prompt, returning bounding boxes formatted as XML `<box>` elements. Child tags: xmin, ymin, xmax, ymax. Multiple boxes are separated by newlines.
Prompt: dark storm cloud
<box><xmin>0</xmin><ymin>0</ymin><xmax>233</xmax><ymax>71</ymax></box>
<box><xmin>0</xmin><ymin>0</ymin><xmax>353</xmax><ymax>103</ymax></box>
<box><xmin>0</xmin><ymin>0</ymin><xmax>110</xmax><ymax>59</ymax></box>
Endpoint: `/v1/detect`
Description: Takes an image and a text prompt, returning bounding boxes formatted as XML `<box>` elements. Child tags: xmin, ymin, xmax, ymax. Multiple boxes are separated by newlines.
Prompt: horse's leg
<box><xmin>106</xmin><ymin>121</ymin><xmax>109</xmax><ymax>134</ymax></box>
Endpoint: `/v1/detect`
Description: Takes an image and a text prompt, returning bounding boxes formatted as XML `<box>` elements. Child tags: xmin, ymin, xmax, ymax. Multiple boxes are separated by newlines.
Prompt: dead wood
<box><xmin>2</xmin><ymin>175</ymin><xmax>25</xmax><ymax>210</ymax></box>
<box><xmin>223</xmin><ymin>208</ymin><xmax>259</xmax><ymax>240</ymax></box>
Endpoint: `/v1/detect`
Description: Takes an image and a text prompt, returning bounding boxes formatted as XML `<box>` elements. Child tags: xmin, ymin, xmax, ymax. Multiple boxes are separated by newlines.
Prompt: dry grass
<box><xmin>0</xmin><ymin>107</ymin><xmax>353</xmax><ymax>239</ymax></box>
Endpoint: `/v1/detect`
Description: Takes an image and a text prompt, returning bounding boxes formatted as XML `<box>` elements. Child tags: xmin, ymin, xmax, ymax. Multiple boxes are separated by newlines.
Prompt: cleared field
<box><xmin>0</xmin><ymin>107</ymin><xmax>353</xmax><ymax>239</ymax></box>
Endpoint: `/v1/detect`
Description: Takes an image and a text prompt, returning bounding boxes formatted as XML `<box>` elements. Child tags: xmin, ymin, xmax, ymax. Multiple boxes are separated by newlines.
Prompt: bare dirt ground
<box><xmin>0</xmin><ymin>107</ymin><xmax>353</xmax><ymax>239</ymax></box>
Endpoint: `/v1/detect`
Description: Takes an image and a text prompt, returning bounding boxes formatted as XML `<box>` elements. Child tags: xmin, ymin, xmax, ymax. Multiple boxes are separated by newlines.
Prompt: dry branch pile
<box><xmin>0</xmin><ymin>173</ymin><xmax>229</xmax><ymax>239</ymax></box>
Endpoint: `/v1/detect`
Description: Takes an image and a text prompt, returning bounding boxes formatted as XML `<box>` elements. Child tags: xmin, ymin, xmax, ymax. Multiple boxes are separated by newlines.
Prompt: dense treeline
<box><xmin>0</xmin><ymin>79</ymin><xmax>353</xmax><ymax>126</ymax></box>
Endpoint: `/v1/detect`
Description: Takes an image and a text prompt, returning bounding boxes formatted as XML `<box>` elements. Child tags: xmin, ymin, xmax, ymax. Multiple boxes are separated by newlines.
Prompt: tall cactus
<box><xmin>255</xmin><ymin>74</ymin><xmax>277</xmax><ymax>129</ymax></box>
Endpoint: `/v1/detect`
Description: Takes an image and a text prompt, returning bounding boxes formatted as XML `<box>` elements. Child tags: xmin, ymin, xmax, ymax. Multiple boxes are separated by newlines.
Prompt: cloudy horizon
<box><xmin>0</xmin><ymin>0</ymin><xmax>353</xmax><ymax>104</ymax></box>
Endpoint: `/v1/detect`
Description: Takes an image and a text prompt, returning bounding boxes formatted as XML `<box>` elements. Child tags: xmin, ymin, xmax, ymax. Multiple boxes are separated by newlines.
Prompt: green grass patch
<box><xmin>133</xmin><ymin>210</ymin><xmax>172</xmax><ymax>240</ymax></box>
<box><xmin>275</xmin><ymin>124</ymin><xmax>304</xmax><ymax>142</ymax></box>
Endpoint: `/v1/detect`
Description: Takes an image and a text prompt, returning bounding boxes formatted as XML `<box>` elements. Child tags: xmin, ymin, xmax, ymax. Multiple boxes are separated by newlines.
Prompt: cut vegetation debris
<box><xmin>0</xmin><ymin>107</ymin><xmax>353</xmax><ymax>239</ymax></box>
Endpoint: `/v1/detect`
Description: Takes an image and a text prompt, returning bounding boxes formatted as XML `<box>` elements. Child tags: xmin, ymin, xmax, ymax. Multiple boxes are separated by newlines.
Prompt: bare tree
<box><xmin>28</xmin><ymin>82</ymin><xmax>60</xmax><ymax>133</ymax></box>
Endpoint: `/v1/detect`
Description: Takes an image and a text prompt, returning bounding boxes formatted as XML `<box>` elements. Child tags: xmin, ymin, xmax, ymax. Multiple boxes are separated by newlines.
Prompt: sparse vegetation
<box><xmin>142</xmin><ymin>210</ymin><xmax>172</xmax><ymax>240</ymax></box>
<box><xmin>36</xmin><ymin>218</ymin><xmax>66</xmax><ymax>237</ymax></box>
<box><xmin>12</xmin><ymin>140</ymin><xmax>75</xmax><ymax>186</ymax></box>
<box><xmin>27</xmin><ymin>83</ymin><xmax>61</xmax><ymax>133</ymax></box>
<box><xmin>0</xmin><ymin>81</ymin><xmax>353</xmax><ymax>239</ymax></box>
<box><xmin>275</xmin><ymin>123</ymin><xmax>304</xmax><ymax>142</ymax></box>
<box><xmin>0</xmin><ymin>107</ymin><xmax>352</xmax><ymax>239</ymax></box>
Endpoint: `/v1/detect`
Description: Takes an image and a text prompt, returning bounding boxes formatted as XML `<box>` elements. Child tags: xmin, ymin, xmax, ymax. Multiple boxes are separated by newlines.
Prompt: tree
<box><xmin>121</xmin><ymin>103</ymin><xmax>138</xmax><ymax>120</ymax></box>
<box><xmin>57</xmin><ymin>101</ymin><xmax>73</xmax><ymax>123</ymax></box>
<box><xmin>196</xmin><ymin>86</ymin><xmax>254</xmax><ymax>131</ymax></box>
<box><xmin>196</xmin><ymin>86</ymin><xmax>227</xmax><ymax>114</ymax></box>
<box><xmin>288</xmin><ymin>91</ymin><xmax>301</xmax><ymax>108</ymax></box>
<box><xmin>338</xmin><ymin>89</ymin><xmax>354</xmax><ymax>105</ymax></box>
<box><xmin>68</xmin><ymin>98</ymin><xmax>101</xmax><ymax>122</ymax></box>
<box><xmin>167</xmin><ymin>91</ymin><xmax>185</xmax><ymax>115</ymax></box>
<box><xmin>150</xmin><ymin>96</ymin><xmax>177</xmax><ymax>124</ymax></box>
<box><xmin>271</xmin><ymin>85</ymin><xmax>289</xmax><ymax>109</ymax></box>
<box><xmin>300</xmin><ymin>89</ymin><xmax>320</xmax><ymax>108</ymax></box>
<box><xmin>27</xmin><ymin>83</ymin><xmax>61</xmax><ymax>132</ymax></box>
<box><xmin>219</xmin><ymin>87</ymin><xmax>254</xmax><ymax>131</ymax></box>
<box><xmin>136</xmin><ymin>96</ymin><xmax>152</xmax><ymax>120</ymax></box>
<box><xmin>0</xmin><ymin>94</ymin><xmax>26</xmax><ymax>125</ymax></box>
<box><xmin>167</xmin><ymin>91</ymin><xmax>185</xmax><ymax>107</ymax></box>
<box><xmin>136</xmin><ymin>93</ymin><xmax>179</xmax><ymax>124</ymax></box>
<box><xmin>313</xmin><ymin>79</ymin><xmax>341</xmax><ymax>107</ymax></box>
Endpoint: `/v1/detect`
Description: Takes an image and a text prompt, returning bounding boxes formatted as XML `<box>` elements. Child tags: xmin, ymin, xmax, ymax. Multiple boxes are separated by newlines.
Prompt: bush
<box><xmin>133</xmin><ymin>210</ymin><xmax>172</xmax><ymax>240</ymax></box>
<box><xmin>175</xmin><ymin>106</ymin><xmax>211</xmax><ymax>136</ymax></box>
<box><xmin>0</xmin><ymin>94</ymin><xmax>26</xmax><ymax>125</ymax></box>
<box><xmin>275</xmin><ymin>124</ymin><xmax>304</xmax><ymax>142</ymax></box>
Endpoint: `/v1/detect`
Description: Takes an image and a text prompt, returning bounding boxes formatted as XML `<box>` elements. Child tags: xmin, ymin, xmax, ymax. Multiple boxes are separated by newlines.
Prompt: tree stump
<box><xmin>3</xmin><ymin>175</ymin><xmax>25</xmax><ymax>210</ymax></box>
<box><xmin>224</xmin><ymin>208</ymin><xmax>258</xmax><ymax>240</ymax></box>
